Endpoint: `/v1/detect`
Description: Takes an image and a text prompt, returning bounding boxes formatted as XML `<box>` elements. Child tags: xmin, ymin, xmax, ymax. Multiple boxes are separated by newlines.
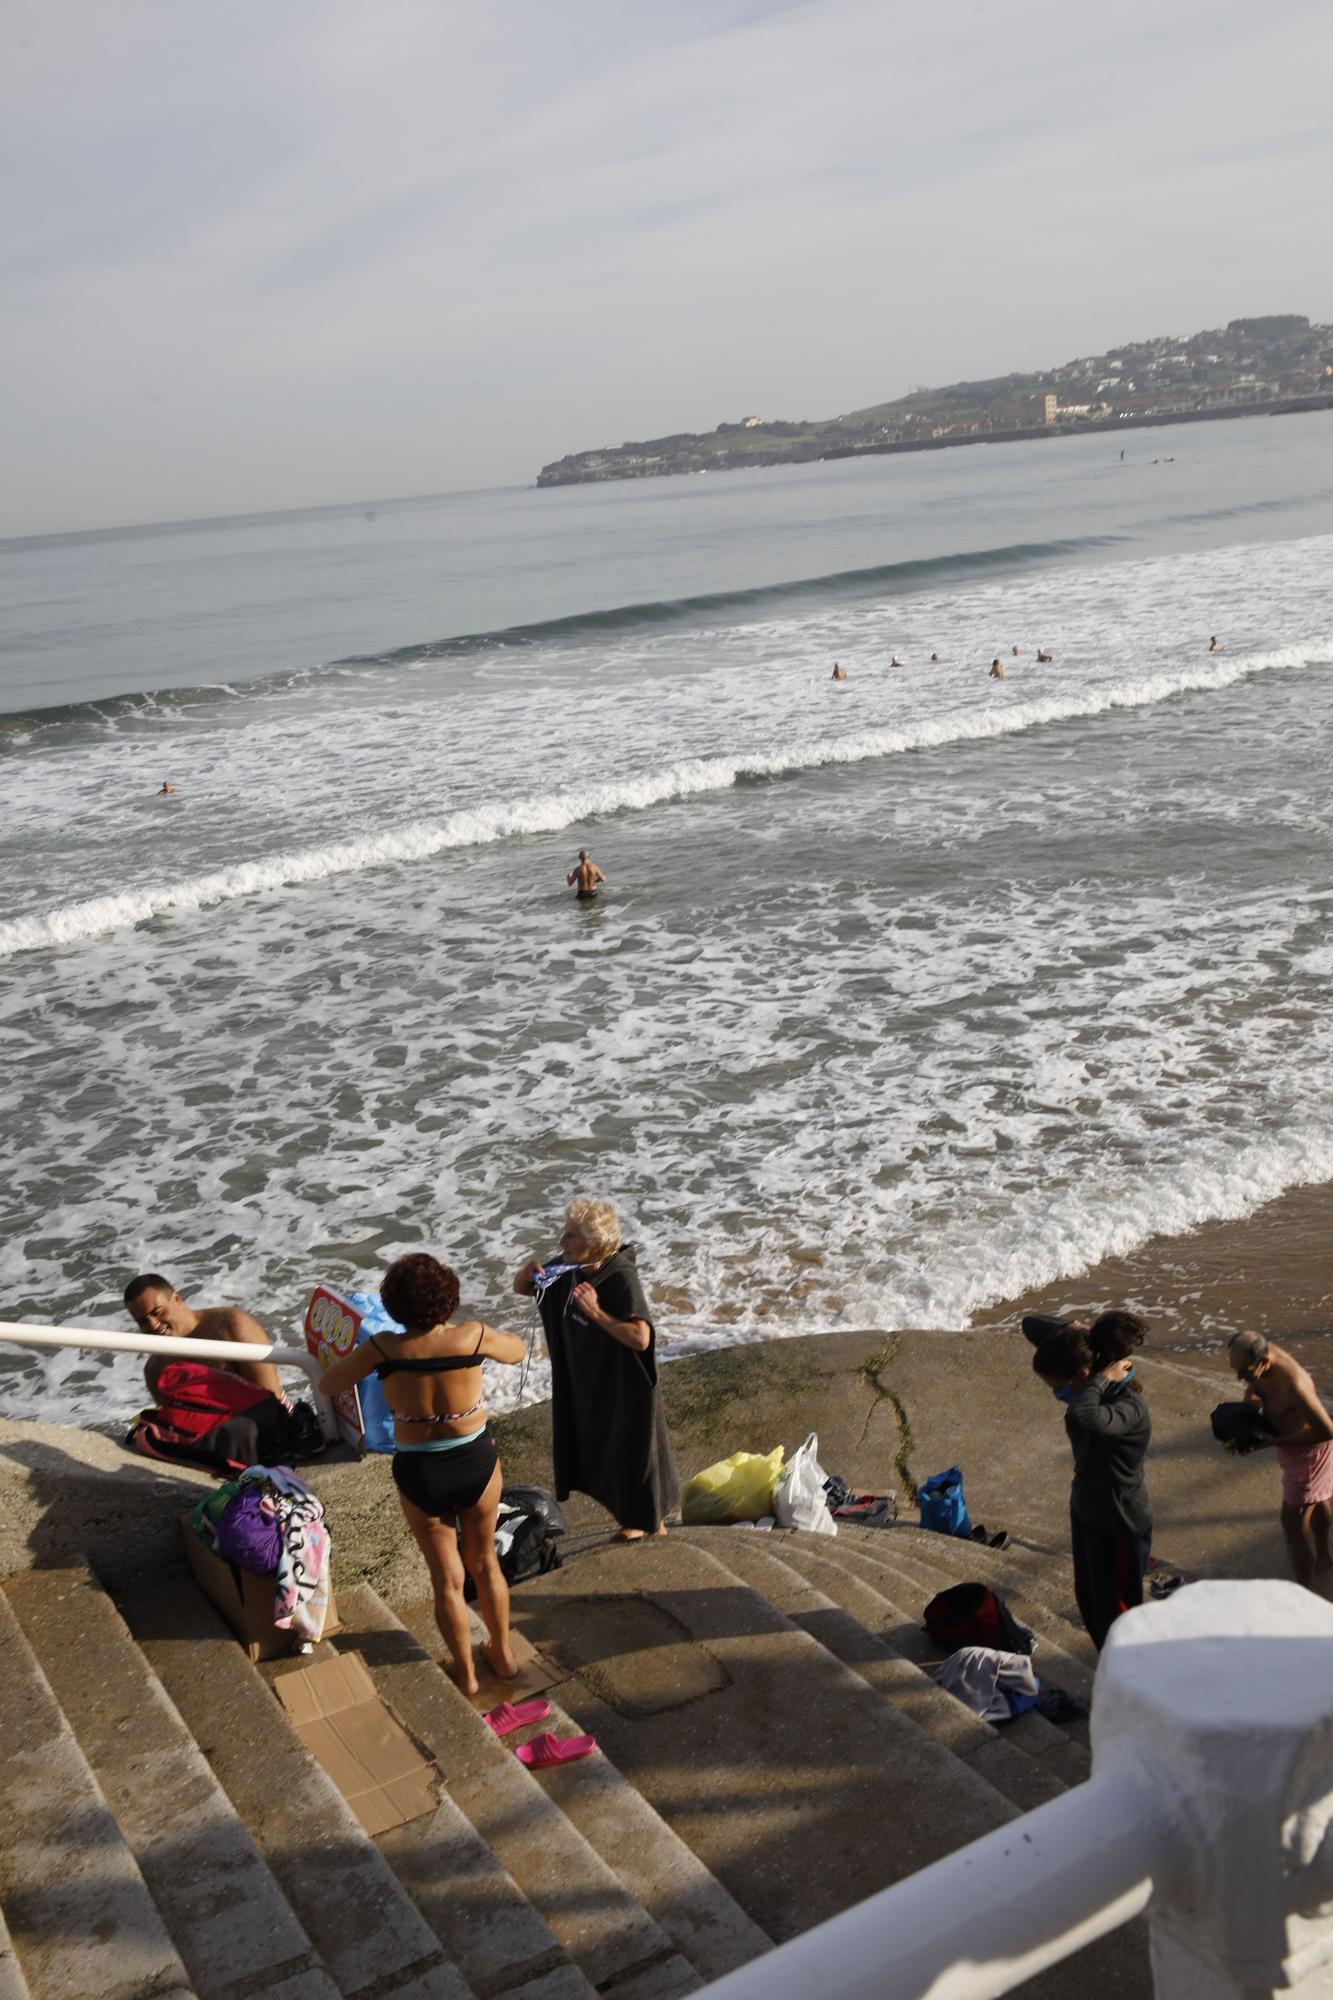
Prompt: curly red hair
<box><xmin>381</xmin><ymin>1252</ymin><xmax>460</xmax><ymax>1331</ymax></box>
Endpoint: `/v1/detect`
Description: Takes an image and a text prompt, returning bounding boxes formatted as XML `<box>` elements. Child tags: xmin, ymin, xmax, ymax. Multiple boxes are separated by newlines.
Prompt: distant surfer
<box><xmin>1208</xmin><ymin>636</ymin><xmax>1221</xmax><ymax>653</ymax></box>
<box><xmin>989</xmin><ymin>659</ymin><xmax>1006</xmax><ymax>680</ymax></box>
<box><xmin>156</xmin><ymin>782</ymin><xmax>177</xmax><ymax>796</ymax></box>
<box><xmin>1036</xmin><ymin>647</ymin><xmax>1053</xmax><ymax>663</ymax></box>
<box><xmin>831</xmin><ymin>663</ymin><xmax>847</xmax><ymax>680</ymax></box>
<box><xmin>568</xmin><ymin>850</ymin><xmax>605</xmax><ymax>901</ymax></box>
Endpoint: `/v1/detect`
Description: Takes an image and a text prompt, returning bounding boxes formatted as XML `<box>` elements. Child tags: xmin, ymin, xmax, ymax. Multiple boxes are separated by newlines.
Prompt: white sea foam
<box><xmin>5</xmin><ymin>522</ymin><xmax>1333</xmax><ymax>1428</ymax></box>
<box><xmin>1</xmin><ymin>638</ymin><xmax>1323</xmax><ymax>960</ymax></box>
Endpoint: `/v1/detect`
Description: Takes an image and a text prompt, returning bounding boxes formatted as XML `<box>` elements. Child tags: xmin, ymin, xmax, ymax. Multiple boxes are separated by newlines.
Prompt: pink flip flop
<box><xmin>514</xmin><ymin>1730</ymin><xmax>597</xmax><ymax>1768</ymax></box>
<box><xmin>483</xmin><ymin>1697</ymin><xmax>553</xmax><ymax>1737</ymax></box>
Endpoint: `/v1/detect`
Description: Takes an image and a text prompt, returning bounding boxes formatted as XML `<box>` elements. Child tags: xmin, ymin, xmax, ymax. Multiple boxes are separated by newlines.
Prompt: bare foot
<box><xmin>616</xmin><ymin>1524</ymin><xmax>668</xmax><ymax>1541</ymax></box>
<box><xmin>448</xmin><ymin>1661</ymin><xmax>481</xmax><ymax>1698</ymax></box>
<box><xmin>485</xmin><ymin>1641</ymin><xmax>518</xmax><ymax>1680</ymax></box>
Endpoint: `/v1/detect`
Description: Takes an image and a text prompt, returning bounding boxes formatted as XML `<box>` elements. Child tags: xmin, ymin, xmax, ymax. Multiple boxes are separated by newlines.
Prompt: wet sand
<box><xmin>969</xmin><ymin>1177</ymin><xmax>1333</xmax><ymax>1375</ymax></box>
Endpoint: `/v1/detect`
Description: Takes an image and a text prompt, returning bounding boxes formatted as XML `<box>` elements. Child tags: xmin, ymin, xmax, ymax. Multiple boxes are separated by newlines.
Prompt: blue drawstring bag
<box><xmin>918</xmin><ymin>1465</ymin><xmax>974</xmax><ymax>1539</ymax></box>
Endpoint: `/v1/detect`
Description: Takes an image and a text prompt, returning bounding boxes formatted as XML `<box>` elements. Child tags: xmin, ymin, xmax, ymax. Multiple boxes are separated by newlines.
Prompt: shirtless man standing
<box><xmin>124</xmin><ymin>1273</ymin><xmax>283</xmax><ymax>1399</ymax></box>
<box><xmin>1230</xmin><ymin>1330</ymin><xmax>1333</xmax><ymax>1589</ymax></box>
<box><xmin>989</xmin><ymin>658</ymin><xmax>1006</xmax><ymax>680</ymax></box>
<box><xmin>567</xmin><ymin>849</ymin><xmax>605</xmax><ymax>901</ymax></box>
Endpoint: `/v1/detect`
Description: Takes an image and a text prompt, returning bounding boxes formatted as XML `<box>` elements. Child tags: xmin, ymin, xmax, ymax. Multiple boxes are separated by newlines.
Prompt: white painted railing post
<box><xmin>1094</xmin><ymin>1579</ymin><xmax>1333</xmax><ymax>1998</ymax></box>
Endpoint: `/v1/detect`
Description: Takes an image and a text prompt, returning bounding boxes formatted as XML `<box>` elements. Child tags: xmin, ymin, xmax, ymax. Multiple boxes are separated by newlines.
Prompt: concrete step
<box><xmin>402</xmin><ymin>1598</ymin><xmax>772</xmax><ymax>1984</ymax></box>
<box><xmin>776</xmin><ymin>1536</ymin><xmax>1089</xmax><ymax>1788</ymax></box>
<box><xmin>0</xmin><ymin>1908</ymin><xmax>32</xmax><ymax>2000</ymax></box>
<box><xmin>331</xmin><ymin>1584</ymin><xmax>700</xmax><ymax>2000</ymax></box>
<box><xmin>499</xmin><ymin>1534</ymin><xmax>1026</xmax><ymax>1946</ymax></box>
<box><xmin>5</xmin><ymin>1567</ymin><xmax>341</xmax><ymax>2000</ymax></box>
<box><xmin>115</xmin><ymin>1569</ymin><xmax>471</xmax><ymax>2000</ymax></box>
<box><xmin>845</xmin><ymin>1522</ymin><xmax>1095</xmax><ymax>1642</ymax></box>
<box><xmin>800</xmin><ymin>1530</ymin><xmax>1099</xmax><ymax>1705</ymax></box>
<box><xmin>679</xmin><ymin>1528</ymin><xmax>1074</xmax><ymax>1812</ymax></box>
<box><xmin>0</xmin><ymin>1583</ymin><xmax>197</xmax><ymax>2000</ymax></box>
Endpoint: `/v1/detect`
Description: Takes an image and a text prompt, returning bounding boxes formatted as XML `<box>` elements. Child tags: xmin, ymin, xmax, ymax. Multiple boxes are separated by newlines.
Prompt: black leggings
<box><xmin>392</xmin><ymin>1430</ymin><xmax>499</xmax><ymax>1522</ymax></box>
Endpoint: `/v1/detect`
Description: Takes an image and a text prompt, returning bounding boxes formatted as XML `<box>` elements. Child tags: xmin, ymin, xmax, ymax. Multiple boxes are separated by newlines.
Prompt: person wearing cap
<box><xmin>1229</xmin><ymin>1331</ymin><xmax>1333</xmax><ymax>1589</ymax></box>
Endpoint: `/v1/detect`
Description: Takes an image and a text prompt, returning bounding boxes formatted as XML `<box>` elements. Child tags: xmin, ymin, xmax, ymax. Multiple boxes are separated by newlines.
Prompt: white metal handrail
<box><xmin>0</xmin><ymin>1319</ymin><xmax>339</xmax><ymax>1440</ymax></box>
<box><xmin>695</xmin><ymin>1761</ymin><xmax>1163</xmax><ymax>2000</ymax></box>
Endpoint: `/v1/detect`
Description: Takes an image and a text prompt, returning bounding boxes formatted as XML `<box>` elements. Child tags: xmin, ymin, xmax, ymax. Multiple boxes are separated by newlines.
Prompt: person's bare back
<box><xmin>567</xmin><ymin>849</ymin><xmax>605</xmax><ymax>900</ymax></box>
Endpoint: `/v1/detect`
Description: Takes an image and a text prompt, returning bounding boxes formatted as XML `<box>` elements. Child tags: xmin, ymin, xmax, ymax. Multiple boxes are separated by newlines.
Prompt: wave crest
<box><xmin>2</xmin><ymin>639</ymin><xmax>1322</xmax><ymax>962</ymax></box>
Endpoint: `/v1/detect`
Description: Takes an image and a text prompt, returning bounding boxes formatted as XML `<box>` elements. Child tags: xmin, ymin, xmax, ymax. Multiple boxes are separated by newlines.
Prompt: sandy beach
<box><xmin>970</xmin><ymin>1174</ymin><xmax>1333</xmax><ymax>1376</ymax></box>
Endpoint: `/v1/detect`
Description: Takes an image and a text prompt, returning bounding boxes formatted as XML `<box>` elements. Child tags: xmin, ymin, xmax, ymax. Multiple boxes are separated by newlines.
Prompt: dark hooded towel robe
<box><xmin>537</xmin><ymin>1244</ymin><xmax>680</xmax><ymax>1533</ymax></box>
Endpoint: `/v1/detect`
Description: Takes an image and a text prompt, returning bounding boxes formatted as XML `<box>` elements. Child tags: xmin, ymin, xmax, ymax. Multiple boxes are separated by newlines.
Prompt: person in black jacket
<box><xmin>1033</xmin><ymin>1314</ymin><xmax>1152</xmax><ymax>1648</ymax></box>
<box><xmin>514</xmin><ymin>1198</ymin><xmax>680</xmax><ymax>1540</ymax></box>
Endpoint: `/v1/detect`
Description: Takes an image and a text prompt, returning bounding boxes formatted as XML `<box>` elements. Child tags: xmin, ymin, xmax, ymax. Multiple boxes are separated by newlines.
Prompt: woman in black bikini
<box><xmin>320</xmin><ymin>1252</ymin><xmax>526</xmax><ymax>1695</ymax></box>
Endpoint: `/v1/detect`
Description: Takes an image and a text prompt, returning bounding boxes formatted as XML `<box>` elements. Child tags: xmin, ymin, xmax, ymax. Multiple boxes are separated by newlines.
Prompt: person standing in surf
<box><xmin>568</xmin><ymin>850</ymin><xmax>605</xmax><ymax>901</ymax></box>
<box><xmin>514</xmin><ymin>1198</ymin><xmax>679</xmax><ymax>1541</ymax></box>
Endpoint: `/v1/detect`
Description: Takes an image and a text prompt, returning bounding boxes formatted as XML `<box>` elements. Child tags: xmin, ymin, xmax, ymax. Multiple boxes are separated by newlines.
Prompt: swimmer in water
<box><xmin>889</xmin><ymin>655</ymin><xmax>905</xmax><ymax>668</ymax></box>
<box><xmin>930</xmin><ymin>653</ymin><xmax>940</xmax><ymax>664</ymax></box>
<box><xmin>831</xmin><ymin>663</ymin><xmax>847</xmax><ymax>680</ymax></box>
<box><xmin>1011</xmin><ymin>645</ymin><xmax>1021</xmax><ymax>657</ymax></box>
<box><xmin>568</xmin><ymin>850</ymin><xmax>605</xmax><ymax>901</ymax></box>
<box><xmin>157</xmin><ymin>782</ymin><xmax>178</xmax><ymax>795</ymax></box>
<box><xmin>1036</xmin><ymin>647</ymin><xmax>1053</xmax><ymax>663</ymax></box>
<box><xmin>989</xmin><ymin>659</ymin><xmax>1006</xmax><ymax>680</ymax></box>
<box><xmin>1208</xmin><ymin>636</ymin><xmax>1221</xmax><ymax>653</ymax></box>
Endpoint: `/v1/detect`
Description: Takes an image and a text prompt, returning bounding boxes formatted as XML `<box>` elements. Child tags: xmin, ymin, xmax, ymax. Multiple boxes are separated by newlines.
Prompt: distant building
<box><xmin>741</xmin><ymin>415</ymin><xmax>764</xmax><ymax>428</ymax></box>
<box><xmin>1042</xmin><ymin>393</ymin><xmax>1058</xmax><ymax>425</ymax></box>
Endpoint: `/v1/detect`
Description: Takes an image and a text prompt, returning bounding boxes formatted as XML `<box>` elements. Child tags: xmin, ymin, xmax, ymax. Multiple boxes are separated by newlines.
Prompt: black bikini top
<box><xmin>370</xmin><ymin>1329</ymin><xmax>485</xmax><ymax>1378</ymax></box>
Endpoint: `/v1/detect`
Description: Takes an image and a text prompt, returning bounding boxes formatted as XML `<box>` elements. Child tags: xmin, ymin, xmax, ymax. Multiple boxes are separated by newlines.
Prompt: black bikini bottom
<box><xmin>392</xmin><ymin>1430</ymin><xmax>499</xmax><ymax>1521</ymax></box>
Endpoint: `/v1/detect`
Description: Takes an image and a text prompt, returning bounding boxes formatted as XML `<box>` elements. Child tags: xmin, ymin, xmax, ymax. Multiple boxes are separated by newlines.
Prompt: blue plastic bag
<box><xmin>918</xmin><ymin>1465</ymin><xmax>974</xmax><ymax>1539</ymax></box>
<box><xmin>343</xmin><ymin>1289</ymin><xmax>405</xmax><ymax>1454</ymax></box>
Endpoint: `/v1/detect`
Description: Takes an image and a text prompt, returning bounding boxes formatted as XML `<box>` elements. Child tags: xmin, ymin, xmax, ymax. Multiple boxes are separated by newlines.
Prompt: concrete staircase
<box><xmin>0</xmin><ymin>1522</ymin><xmax>1148</xmax><ymax>2000</ymax></box>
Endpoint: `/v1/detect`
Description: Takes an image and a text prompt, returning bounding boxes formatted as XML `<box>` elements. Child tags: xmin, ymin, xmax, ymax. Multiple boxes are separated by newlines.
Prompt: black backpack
<box><xmin>924</xmin><ymin>1581</ymin><xmax>1035</xmax><ymax>1656</ymax></box>
<box><xmin>465</xmin><ymin>1486</ymin><xmax>566</xmax><ymax>1599</ymax></box>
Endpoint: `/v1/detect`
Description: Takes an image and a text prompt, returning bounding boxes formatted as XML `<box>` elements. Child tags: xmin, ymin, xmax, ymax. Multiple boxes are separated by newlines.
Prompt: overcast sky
<box><xmin>3</xmin><ymin>0</ymin><xmax>1331</xmax><ymax>537</ymax></box>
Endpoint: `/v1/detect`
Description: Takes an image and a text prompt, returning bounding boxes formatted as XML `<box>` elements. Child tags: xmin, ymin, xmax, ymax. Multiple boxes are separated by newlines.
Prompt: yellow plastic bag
<box><xmin>680</xmin><ymin>1446</ymin><xmax>786</xmax><ymax>1524</ymax></box>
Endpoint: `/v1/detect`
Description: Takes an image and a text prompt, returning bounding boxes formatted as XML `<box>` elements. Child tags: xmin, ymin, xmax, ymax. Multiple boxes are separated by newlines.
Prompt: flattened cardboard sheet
<box><xmin>275</xmin><ymin>1651</ymin><xmax>441</xmax><ymax>1835</ymax></box>
<box><xmin>464</xmin><ymin>1624</ymin><xmax>569</xmax><ymax>1713</ymax></box>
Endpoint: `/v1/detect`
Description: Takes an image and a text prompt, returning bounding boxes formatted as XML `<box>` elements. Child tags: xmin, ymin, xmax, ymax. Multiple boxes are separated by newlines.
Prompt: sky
<box><xmin>3</xmin><ymin>0</ymin><xmax>1332</xmax><ymax>537</ymax></box>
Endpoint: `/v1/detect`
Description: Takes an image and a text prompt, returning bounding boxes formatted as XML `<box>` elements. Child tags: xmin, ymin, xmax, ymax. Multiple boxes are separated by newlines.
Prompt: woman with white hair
<box><xmin>515</xmin><ymin>1198</ymin><xmax>679</xmax><ymax>1540</ymax></box>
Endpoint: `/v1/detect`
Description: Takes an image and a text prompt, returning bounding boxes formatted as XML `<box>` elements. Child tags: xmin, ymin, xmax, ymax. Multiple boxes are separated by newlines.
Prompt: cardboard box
<box><xmin>181</xmin><ymin>1516</ymin><xmax>339</xmax><ymax>1663</ymax></box>
<box><xmin>274</xmin><ymin>1652</ymin><xmax>442</xmax><ymax>1835</ymax></box>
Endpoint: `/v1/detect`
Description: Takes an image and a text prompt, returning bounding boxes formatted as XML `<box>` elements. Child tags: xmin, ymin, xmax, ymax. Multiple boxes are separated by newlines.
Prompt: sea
<box><xmin>3</xmin><ymin>413</ymin><xmax>1332</xmax><ymax>1427</ymax></box>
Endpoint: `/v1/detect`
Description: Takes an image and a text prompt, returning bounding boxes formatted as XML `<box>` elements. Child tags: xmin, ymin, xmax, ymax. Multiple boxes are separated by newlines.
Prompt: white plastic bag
<box><xmin>772</xmin><ymin>1432</ymin><xmax>837</xmax><ymax>1535</ymax></box>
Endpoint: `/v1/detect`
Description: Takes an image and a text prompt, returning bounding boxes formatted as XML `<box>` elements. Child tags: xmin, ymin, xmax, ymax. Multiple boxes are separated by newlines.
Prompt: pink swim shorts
<box><xmin>1277</xmin><ymin>1440</ymin><xmax>1333</xmax><ymax>1508</ymax></box>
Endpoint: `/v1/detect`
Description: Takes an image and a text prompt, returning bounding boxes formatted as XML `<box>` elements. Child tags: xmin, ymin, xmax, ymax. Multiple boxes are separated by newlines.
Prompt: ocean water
<box><xmin>3</xmin><ymin>414</ymin><xmax>1332</xmax><ymax>1425</ymax></box>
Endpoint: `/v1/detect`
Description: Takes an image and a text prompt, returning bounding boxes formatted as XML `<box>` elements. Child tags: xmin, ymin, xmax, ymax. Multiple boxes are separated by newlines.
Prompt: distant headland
<box><xmin>536</xmin><ymin>314</ymin><xmax>1333</xmax><ymax>488</ymax></box>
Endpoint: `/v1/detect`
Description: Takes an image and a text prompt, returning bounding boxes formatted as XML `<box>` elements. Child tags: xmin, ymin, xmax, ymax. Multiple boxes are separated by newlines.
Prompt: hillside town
<box><xmin>537</xmin><ymin>314</ymin><xmax>1333</xmax><ymax>486</ymax></box>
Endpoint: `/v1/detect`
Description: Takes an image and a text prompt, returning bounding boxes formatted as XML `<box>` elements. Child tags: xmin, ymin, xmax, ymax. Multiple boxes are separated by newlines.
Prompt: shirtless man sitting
<box><xmin>567</xmin><ymin>849</ymin><xmax>605</xmax><ymax>901</ymax></box>
<box><xmin>1230</xmin><ymin>1330</ymin><xmax>1333</xmax><ymax>1589</ymax></box>
<box><xmin>124</xmin><ymin>1273</ymin><xmax>283</xmax><ymax>1400</ymax></box>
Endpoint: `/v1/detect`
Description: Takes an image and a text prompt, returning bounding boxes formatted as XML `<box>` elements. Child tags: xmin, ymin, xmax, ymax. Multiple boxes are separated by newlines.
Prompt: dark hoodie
<box><xmin>537</xmin><ymin>1244</ymin><xmax>680</xmax><ymax>1534</ymax></box>
<box><xmin>1065</xmin><ymin>1373</ymin><xmax>1153</xmax><ymax>1539</ymax></box>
